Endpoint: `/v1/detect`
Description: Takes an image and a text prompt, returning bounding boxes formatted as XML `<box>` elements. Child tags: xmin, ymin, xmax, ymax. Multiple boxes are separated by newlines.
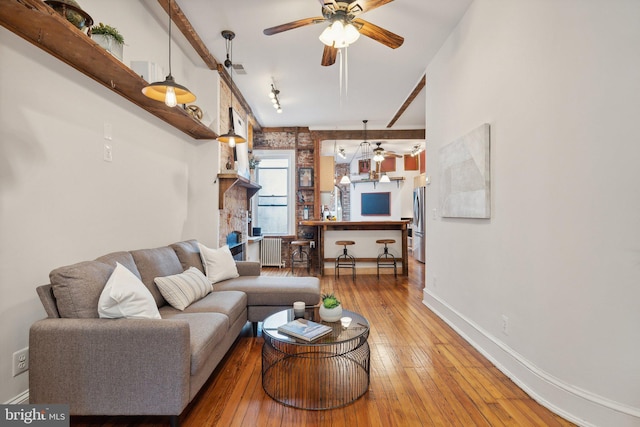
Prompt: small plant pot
<box><xmin>92</xmin><ymin>34</ymin><xmax>123</xmax><ymax>61</ymax></box>
<box><xmin>319</xmin><ymin>304</ymin><xmax>343</xmax><ymax>322</ymax></box>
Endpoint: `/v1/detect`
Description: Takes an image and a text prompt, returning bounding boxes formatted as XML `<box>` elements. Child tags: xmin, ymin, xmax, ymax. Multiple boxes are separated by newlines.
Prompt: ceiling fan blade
<box><xmin>349</xmin><ymin>0</ymin><xmax>394</xmax><ymax>15</ymax></box>
<box><xmin>263</xmin><ymin>17</ymin><xmax>325</xmax><ymax>36</ymax></box>
<box><xmin>353</xmin><ymin>18</ymin><xmax>404</xmax><ymax>49</ymax></box>
<box><xmin>321</xmin><ymin>45</ymin><xmax>338</xmax><ymax>66</ymax></box>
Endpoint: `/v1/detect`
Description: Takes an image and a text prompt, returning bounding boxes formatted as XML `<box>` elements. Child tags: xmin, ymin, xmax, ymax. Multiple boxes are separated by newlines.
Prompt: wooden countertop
<box><xmin>299</xmin><ymin>220</ymin><xmax>410</xmax><ymax>226</ymax></box>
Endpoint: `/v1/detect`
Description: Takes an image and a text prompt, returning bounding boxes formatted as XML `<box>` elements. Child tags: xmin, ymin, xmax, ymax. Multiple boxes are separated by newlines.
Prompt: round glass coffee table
<box><xmin>261</xmin><ymin>308</ymin><xmax>370</xmax><ymax>410</ymax></box>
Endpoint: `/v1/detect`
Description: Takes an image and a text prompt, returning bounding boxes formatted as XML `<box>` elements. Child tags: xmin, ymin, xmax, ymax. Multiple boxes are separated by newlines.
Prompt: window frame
<box><xmin>252</xmin><ymin>149</ymin><xmax>295</xmax><ymax>236</ymax></box>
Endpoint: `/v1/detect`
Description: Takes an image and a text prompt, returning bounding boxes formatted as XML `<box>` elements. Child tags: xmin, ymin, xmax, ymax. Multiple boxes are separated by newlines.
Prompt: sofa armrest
<box><xmin>235</xmin><ymin>261</ymin><xmax>261</xmax><ymax>276</ymax></box>
<box><xmin>29</xmin><ymin>318</ymin><xmax>191</xmax><ymax>416</ymax></box>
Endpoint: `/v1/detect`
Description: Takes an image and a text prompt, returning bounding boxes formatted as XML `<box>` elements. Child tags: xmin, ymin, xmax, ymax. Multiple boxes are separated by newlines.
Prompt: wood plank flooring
<box><xmin>71</xmin><ymin>260</ymin><xmax>574</xmax><ymax>426</ymax></box>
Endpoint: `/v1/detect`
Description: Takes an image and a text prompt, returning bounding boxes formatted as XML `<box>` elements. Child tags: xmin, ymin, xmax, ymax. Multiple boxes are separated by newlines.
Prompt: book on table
<box><xmin>277</xmin><ymin>318</ymin><xmax>333</xmax><ymax>342</ymax></box>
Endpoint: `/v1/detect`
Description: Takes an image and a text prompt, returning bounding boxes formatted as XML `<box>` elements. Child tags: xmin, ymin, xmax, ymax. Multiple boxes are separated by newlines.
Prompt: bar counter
<box><xmin>298</xmin><ymin>220</ymin><xmax>410</xmax><ymax>276</ymax></box>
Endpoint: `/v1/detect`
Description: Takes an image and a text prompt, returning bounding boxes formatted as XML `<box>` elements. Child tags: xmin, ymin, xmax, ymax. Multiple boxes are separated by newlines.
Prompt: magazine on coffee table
<box><xmin>277</xmin><ymin>318</ymin><xmax>333</xmax><ymax>342</ymax></box>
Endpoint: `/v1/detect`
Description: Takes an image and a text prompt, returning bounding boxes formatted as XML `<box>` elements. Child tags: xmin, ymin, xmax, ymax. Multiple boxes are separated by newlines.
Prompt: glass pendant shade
<box><xmin>373</xmin><ymin>151</ymin><xmax>385</xmax><ymax>163</ymax></box>
<box><xmin>379</xmin><ymin>174</ymin><xmax>390</xmax><ymax>183</ymax></box>
<box><xmin>319</xmin><ymin>20</ymin><xmax>360</xmax><ymax>48</ymax></box>
<box><xmin>142</xmin><ymin>75</ymin><xmax>196</xmax><ymax>107</ymax></box>
<box><xmin>339</xmin><ymin>175</ymin><xmax>351</xmax><ymax>184</ymax></box>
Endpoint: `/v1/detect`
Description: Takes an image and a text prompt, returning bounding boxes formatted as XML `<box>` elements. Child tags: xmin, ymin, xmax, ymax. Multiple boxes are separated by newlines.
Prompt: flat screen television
<box><xmin>361</xmin><ymin>192</ymin><xmax>391</xmax><ymax>216</ymax></box>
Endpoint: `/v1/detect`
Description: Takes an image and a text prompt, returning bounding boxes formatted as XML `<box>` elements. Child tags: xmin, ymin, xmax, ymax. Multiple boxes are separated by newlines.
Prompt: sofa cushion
<box><xmin>182</xmin><ymin>290</ymin><xmax>247</xmax><ymax>326</ymax></box>
<box><xmin>213</xmin><ymin>276</ymin><xmax>321</xmax><ymax>306</ymax></box>
<box><xmin>197</xmin><ymin>243</ymin><xmax>239</xmax><ymax>284</ymax></box>
<box><xmin>50</xmin><ymin>260</ymin><xmax>114</xmax><ymax>318</ymax></box>
<box><xmin>170</xmin><ymin>240</ymin><xmax>204</xmax><ymax>274</ymax></box>
<box><xmin>95</xmin><ymin>251</ymin><xmax>141</xmax><ymax>278</ymax></box>
<box><xmin>98</xmin><ymin>263</ymin><xmax>161</xmax><ymax>319</ymax></box>
<box><xmin>130</xmin><ymin>247</ymin><xmax>184</xmax><ymax>307</ymax></box>
<box><xmin>154</xmin><ymin>267</ymin><xmax>212</xmax><ymax>311</ymax></box>
<box><xmin>158</xmin><ymin>312</ymin><xmax>229</xmax><ymax>375</ymax></box>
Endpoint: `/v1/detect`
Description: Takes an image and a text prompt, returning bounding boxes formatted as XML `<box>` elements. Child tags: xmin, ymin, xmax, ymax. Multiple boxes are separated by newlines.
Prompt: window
<box><xmin>253</xmin><ymin>150</ymin><xmax>295</xmax><ymax>235</ymax></box>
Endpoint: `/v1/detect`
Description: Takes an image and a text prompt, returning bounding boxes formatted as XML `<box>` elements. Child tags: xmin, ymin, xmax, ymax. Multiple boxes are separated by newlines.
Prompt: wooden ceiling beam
<box><xmin>386</xmin><ymin>74</ymin><xmax>426</xmax><ymax>128</ymax></box>
<box><xmin>311</xmin><ymin>129</ymin><xmax>425</xmax><ymax>140</ymax></box>
<box><xmin>157</xmin><ymin>0</ymin><xmax>218</xmax><ymax>70</ymax></box>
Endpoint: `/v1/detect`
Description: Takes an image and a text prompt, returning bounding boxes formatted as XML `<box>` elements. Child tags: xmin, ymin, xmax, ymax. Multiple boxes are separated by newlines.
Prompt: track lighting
<box><xmin>269</xmin><ymin>84</ymin><xmax>282</xmax><ymax>113</ymax></box>
<box><xmin>410</xmin><ymin>144</ymin><xmax>424</xmax><ymax>157</ymax></box>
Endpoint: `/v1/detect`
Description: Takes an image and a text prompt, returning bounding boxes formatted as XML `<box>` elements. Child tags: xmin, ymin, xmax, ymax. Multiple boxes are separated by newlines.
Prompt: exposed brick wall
<box><xmin>219</xmin><ymin>79</ymin><xmax>249</xmax><ymax>247</ymax></box>
<box><xmin>336</xmin><ymin>163</ymin><xmax>351</xmax><ymax>221</ymax></box>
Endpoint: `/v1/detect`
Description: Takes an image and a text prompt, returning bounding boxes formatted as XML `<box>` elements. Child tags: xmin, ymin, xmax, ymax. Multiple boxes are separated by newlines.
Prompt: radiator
<box><xmin>261</xmin><ymin>238</ymin><xmax>284</xmax><ymax>267</ymax></box>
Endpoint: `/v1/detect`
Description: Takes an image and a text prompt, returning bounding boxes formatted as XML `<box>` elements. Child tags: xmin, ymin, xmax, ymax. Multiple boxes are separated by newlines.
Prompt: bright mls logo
<box><xmin>1</xmin><ymin>405</ymin><xmax>69</xmax><ymax>426</ymax></box>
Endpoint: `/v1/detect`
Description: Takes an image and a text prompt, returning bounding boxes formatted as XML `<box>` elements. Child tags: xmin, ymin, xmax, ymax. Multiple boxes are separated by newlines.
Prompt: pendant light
<box><xmin>217</xmin><ymin>30</ymin><xmax>246</xmax><ymax>148</ymax></box>
<box><xmin>142</xmin><ymin>0</ymin><xmax>196</xmax><ymax>107</ymax></box>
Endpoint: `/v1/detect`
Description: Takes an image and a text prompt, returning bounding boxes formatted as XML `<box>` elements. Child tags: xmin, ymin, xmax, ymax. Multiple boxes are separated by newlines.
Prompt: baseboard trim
<box><xmin>423</xmin><ymin>289</ymin><xmax>640</xmax><ymax>427</ymax></box>
<box><xmin>4</xmin><ymin>389</ymin><xmax>29</xmax><ymax>405</ymax></box>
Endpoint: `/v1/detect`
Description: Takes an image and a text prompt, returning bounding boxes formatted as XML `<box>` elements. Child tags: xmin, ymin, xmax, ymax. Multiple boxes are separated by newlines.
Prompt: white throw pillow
<box><xmin>197</xmin><ymin>243</ymin><xmax>240</xmax><ymax>284</ymax></box>
<box><xmin>98</xmin><ymin>262</ymin><xmax>161</xmax><ymax>319</ymax></box>
<box><xmin>154</xmin><ymin>267</ymin><xmax>212</xmax><ymax>311</ymax></box>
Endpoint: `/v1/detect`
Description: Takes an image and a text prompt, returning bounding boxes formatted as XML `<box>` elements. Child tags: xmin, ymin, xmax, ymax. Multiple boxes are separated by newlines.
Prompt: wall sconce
<box><xmin>269</xmin><ymin>84</ymin><xmax>282</xmax><ymax>113</ymax></box>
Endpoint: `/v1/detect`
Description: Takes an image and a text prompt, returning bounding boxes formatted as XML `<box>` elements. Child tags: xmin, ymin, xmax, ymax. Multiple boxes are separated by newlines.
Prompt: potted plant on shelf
<box><xmin>91</xmin><ymin>22</ymin><xmax>125</xmax><ymax>61</ymax></box>
<box><xmin>319</xmin><ymin>293</ymin><xmax>342</xmax><ymax>322</ymax></box>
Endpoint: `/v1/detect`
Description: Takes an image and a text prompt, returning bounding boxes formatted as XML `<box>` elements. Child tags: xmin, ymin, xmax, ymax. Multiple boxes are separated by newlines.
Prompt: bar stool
<box><xmin>290</xmin><ymin>240</ymin><xmax>311</xmax><ymax>275</ymax></box>
<box><xmin>376</xmin><ymin>239</ymin><xmax>397</xmax><ymax>278</ymax></box>
<box><xmin>335</xmin><ymin>240</ymin><xmax>356</xmax><ymax>279</ymax></box>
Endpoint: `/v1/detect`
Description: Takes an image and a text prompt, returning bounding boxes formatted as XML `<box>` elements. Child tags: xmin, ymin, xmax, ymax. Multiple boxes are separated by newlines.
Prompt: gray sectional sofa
<box><xmin>29</xmin><ymin>239</ymin><xmax>320</xmax><ymax>424</ymax></box>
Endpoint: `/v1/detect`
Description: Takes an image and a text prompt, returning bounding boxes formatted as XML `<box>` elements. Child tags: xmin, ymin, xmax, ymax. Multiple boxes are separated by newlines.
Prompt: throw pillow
<box><xmin>154</xmin><ymin>267</ymin><xmax>212</xmax><ymax>311</ymax></box>
<box><xmin>197</xmin><ymin>243</ymin><xmax>240</xmax><ymax>284</ymax></box>
<box><xmin>98</xmin><ymin>262</ymin><xmax>161</xmax><ymax>319</ymax></box>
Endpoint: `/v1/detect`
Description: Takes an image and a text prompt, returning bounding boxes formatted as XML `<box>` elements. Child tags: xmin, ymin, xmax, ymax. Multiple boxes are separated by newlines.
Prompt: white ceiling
<box><xmin>174</xmin><ymin>0</ymin><xmax>472</xmax><ymax>158</ymax></box>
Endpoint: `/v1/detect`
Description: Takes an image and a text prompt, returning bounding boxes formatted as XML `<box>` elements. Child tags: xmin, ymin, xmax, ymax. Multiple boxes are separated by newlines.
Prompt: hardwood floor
<box><xmin>72</xmin><ymin>259</ymin><xmax>574</xmax><ymax>426</ymax></box>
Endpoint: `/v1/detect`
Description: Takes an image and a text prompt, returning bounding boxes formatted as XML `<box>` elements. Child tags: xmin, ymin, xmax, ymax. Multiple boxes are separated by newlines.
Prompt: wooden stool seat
<box><xmin>335</xmin><ymin>241</ymin><xmax>356</xmax><ymax>279</ymax></box>
<box><xmin>376</xmin><ymin>239</ymin><xmax>397</xmax><ymax>278</ymax></box>
<box><xmin>376</xmin><ymin>239</ymin><xmax>396</xmax><ymax>245</ymax></box>
<box><xmin>290</xmin><ymin>240</ymin><xmax>312</xmax><ymax>275</ymax></box>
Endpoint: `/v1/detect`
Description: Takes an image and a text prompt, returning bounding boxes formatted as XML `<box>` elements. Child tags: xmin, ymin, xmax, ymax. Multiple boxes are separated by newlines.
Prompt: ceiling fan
<box><xmin>373</xmin><ymin>141</ymin><xmax>401</xmax><ymax>162</ymax></box>
<box><xmin>263</xmin><ymin>0</ymin><xmax>404</xmax><ymax>66</ymax></box>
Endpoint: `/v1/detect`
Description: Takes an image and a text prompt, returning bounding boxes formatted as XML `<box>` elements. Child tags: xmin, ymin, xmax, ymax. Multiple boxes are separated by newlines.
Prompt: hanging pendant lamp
<box><xmin>142</xmin><ymin>0</ymin><xmax>196</xmax><ymax>107</ymax></box>
<box><xmin>217</xmin><ymin>30</ymin><xmax>246</xmax><ymax>148</ymax></box>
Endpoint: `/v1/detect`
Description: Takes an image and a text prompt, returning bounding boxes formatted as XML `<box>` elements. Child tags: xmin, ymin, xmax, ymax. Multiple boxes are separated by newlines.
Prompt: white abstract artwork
<box><xmin>439</xmin><ymin>124</ymin><xmax>491</xmax><ymax>218</ymax></box>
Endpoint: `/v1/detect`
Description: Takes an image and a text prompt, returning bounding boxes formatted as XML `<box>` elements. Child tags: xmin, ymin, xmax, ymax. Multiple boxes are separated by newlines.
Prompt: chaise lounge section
<box><xmin>29</xmin><ymin>239</ymin><xmax>320</xmax><ymax>424</ymax></box>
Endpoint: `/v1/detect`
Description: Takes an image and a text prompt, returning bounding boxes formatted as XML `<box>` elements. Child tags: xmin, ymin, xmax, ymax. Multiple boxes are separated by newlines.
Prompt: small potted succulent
<box><xmin>319</xmin><ymin>293</ymin><xmax>342</xmax><ymax>322</ymax></box>
<box><xmin>91</xmin><ymin>22</ymin><xmax>125</xmax><ymax>61</ymax></box>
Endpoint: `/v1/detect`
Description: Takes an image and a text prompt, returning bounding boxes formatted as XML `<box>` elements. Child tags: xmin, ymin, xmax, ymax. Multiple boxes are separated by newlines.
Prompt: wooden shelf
<box><xmin>0</xmin><ymin>0</ymin><xmax>218</xmax><ymax>140</ymax></box>
<box><xmin>217</xmin><ymin>173</ymin><xmax>261</xmax><ymax>209</ymax></box>
<box><xmin>350</xmin><ymin>177</ymin><xmax>405</xmax><ymax>188</ymax></box>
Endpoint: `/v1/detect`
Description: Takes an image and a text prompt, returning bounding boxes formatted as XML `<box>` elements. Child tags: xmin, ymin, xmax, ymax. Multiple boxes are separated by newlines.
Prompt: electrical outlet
<box><xmin>12</xmin><ymin>347</ymin><xmax>29</xmax><ymax>377</ymax></box>
<box><xmin>501</xmin><ymin>315</ymin><xmax>509</xmax><ymax>336</ymax></box>
<box><xmin>310</xmin><ymin>241</ymin><xmax>315</xmax><ymax>249</ymax></box>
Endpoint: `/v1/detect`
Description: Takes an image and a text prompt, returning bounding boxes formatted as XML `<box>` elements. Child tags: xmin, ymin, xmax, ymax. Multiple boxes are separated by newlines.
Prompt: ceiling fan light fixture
<box><xmin>373</xmin><ymin>150</ymin><xmax>385</xmax><ymax>163</ymax></box>
<box><xmin>319</xmin><ymin>20</ymin><xmax>359</xmax><ymax>48</ymax></box>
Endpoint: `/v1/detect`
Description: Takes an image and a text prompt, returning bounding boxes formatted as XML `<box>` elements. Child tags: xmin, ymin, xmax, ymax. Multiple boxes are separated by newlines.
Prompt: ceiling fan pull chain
<box><xmin>339</xmin><ymin>48</ymin><xmax>343</xmax><ymax>108</ymax></box>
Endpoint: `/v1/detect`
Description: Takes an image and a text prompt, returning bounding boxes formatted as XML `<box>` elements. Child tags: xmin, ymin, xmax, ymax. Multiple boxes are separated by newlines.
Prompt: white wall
<box><xmin>0</xmin><ymin>1</ymin><xmax>220</xmax><ymax>402</ymax></box>
<box><xmin>424</xmin><ymin>1</ymin><xmax>640</xmax><ymax>425</ymax></box>
<box><xmin>349</xmin><ymin>156</ymin><xmax>420</xmax><ymax>221</ymax></box>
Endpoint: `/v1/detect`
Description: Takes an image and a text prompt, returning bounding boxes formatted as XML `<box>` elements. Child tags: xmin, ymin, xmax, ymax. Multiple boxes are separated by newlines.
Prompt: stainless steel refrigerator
<box><xmin>412</xmin><ymin>186</ymin><xmax>426</xmax><ymax>263</ymax></box>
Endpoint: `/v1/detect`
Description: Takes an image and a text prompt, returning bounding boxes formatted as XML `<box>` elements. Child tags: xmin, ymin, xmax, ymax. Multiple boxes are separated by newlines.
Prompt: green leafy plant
<box><xmin>321</xmin><ymin>293</ymin><xmax>341</xmax><ymax>309</ymax></box>
<box><xmin>91</xmin><ymin>23</ymin><xmax>124</xmax><ymax>45</ymax></box>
